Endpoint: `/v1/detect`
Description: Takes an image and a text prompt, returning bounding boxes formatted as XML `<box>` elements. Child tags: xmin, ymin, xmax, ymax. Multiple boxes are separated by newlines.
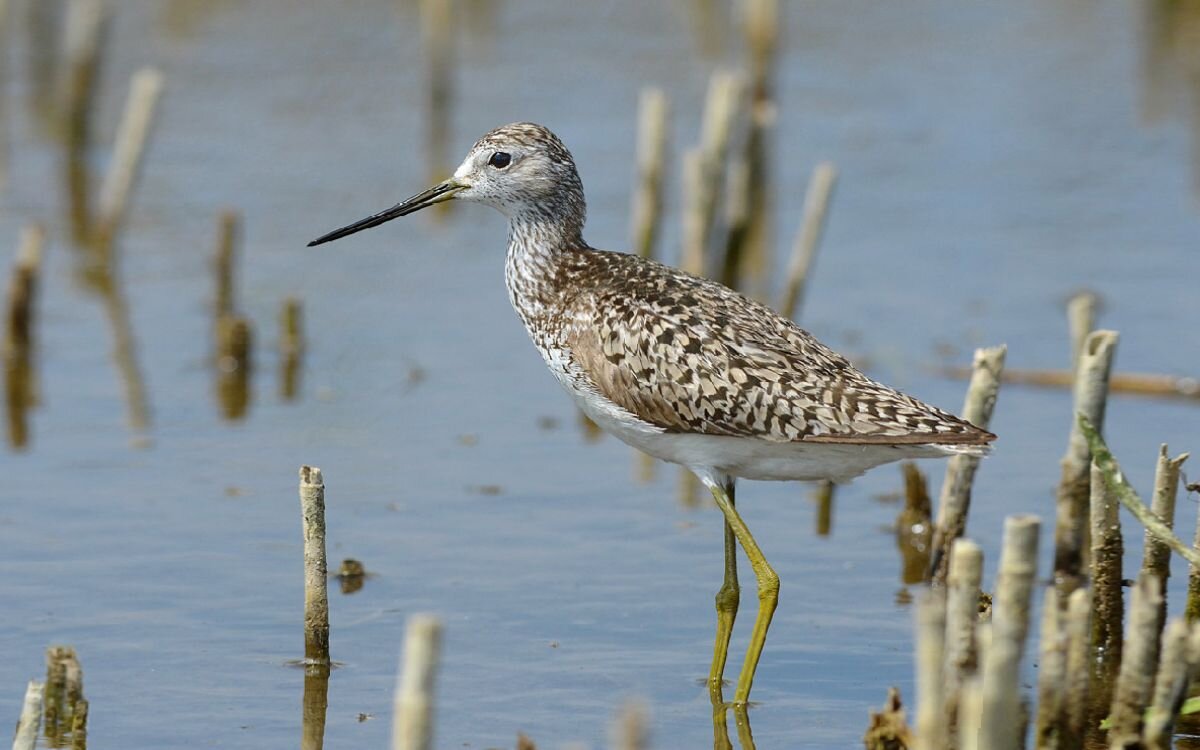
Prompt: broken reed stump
<box><xmin>1089</xmin><ymin>460</ymin><xmax>1123</xmax><ymax>715</ymax></box>
<box><xmin>612</xmin><ymin>700</ymin><xmax>650</xmax><ymax>750</ymax></box>
<box><xmin>914</xmin><ymin>588</ymin><xmax>947</xmax><ymax>750</ymax></box>
<box><xmin>1141</xmin><ymin>447</ymin><xmax>1187</xmax><ymax>637</ymax></box>
<box><xmin>12</xmin><ymin>680</ymin><xmax>44</xmax><ymax>750</ymax></box>
<box><xmin>943</xmin><ymin>538</ymin><xmax>982</xmax><ymax>731</ymax></box>
<box><xmin>1053</xmin><ymin>330</ymin><xmax>1118</xmax><ymax>595</ymax></box>
<box><xmin>214</xmin><ymin>210</ymin><xmax>239</xmax><ymax>318</ymax></box>
<box><xmin>929</xmin><ymin>345</ymin><xmax>1006</xmax><ymax>584</ymax></box>
<box><xmin>1190</xmin><ymin>502</ymin><xmax>1200</xmax><ymax>622</ymax></box>
<box><xmin>1061</xmin><ymin>587</ymin><xmax>1092</xmax><ymax>749</ymax></box>
<box><xmin>60</xmin><ymin>0</ymin><xmax>108</xmax><ymax>242</ymax></box>
<box><xmin>215</xmin><ymin>314</ymin><xmax>252</xmax><ymax>420</ymax></box>
<box><xmin>630</xmin><ymin>86</ymin><xmax>669</xmax><ymax>261</ymax></box>
<box><xmin>299</xmin><ymin>466</ymin><xmax>329</xmax><ymax>669</ymax></box>
<box><xmin>393</xmin><ymin>614</ymin><xmax>443</xmax><ymax>750</ymax></box>
<box><xmin>778</xmin><ymin>162</ymin><xmax>837</xmax><ymax>321</ymax></box>
<box><xmin>1106</xmin><ymin>573</ymin><xmax>1165</xmax><ymax>747</ymax></box>
<box><xmin>979</xmin><ymin>515</ymin><xmax>1040</xmax><ymax>750</ymax></box>
<box><xmin>813</xmin><ymin>479</ymin><xmax>833</xmax><ymax>536</ymax></box>
<box><xmin>280</xmin><ymin>297</ymin><xmax>304</xmax><ymax>401</ymax></box>
<box><xmin>5</xmin><ymin>226</ymin><xmax>46</xmax><ymax>449</ymax></box>
<box><xmin>93</xmin><ymin>67</ymin><xmax>164</xmax><ymax>254</ymax></box>
<box><xmin>1066</xmin><ymin>291</ymin><xmax>1097</xmax><ymax>372</ymax></box>
<box><xmin>1141</xmin><ymin>618</ymin><xmax>1197</xmax><ymax>749</ymax></box>
<box><xmin>420</xmin><ymin>0</ymin><xmax>453</xmax><ymax>204</ymax></box>
<box><xmin>863</xmin><ymin>687</ymin><xmax>912</xmax><ymax>750</ymax></box>
<box><xmin>43</xmin><ymin>645</ymin><xmax>86</xmax><ymax>747</ymax></box>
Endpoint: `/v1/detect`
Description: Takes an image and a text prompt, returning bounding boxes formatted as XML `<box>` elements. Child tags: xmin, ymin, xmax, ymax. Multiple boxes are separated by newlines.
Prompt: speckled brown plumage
<box><xmin>514</xmin><ymin>245</ymin><xmax>993</xmax><ymax>446</ymax></box>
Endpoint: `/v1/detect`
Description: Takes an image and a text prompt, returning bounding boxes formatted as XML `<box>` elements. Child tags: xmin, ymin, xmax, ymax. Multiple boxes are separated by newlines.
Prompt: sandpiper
<box><xmin>309</xmin><ymin>122</ymin><xmax>994</xmax><ymax>705</ymax></box>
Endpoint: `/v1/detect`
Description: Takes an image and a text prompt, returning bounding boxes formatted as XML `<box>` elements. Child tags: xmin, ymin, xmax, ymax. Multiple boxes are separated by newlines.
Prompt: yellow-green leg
<box><xmin>709</xmin><ymin>480</ymin><xmax>779</xmax><ymax>705</ymax></box>
<box><xmin>709</xmin><ymin>480</ymin><xmax>740</xmax><ymax>696</ymax></box>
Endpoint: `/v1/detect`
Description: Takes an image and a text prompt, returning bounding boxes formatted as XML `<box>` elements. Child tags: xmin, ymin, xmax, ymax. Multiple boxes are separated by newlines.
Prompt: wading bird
<box><xmin>309</xmin><ymin>122</ymin><xmax>994</xmax><ymax>706</ymax></box>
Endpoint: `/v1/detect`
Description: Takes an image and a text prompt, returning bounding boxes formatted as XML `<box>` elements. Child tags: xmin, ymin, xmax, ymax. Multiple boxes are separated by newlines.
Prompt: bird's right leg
<box><xmin>709</xmin><ymin>477</ymin><xmax>740</xmax><ymax>696</ymax></box>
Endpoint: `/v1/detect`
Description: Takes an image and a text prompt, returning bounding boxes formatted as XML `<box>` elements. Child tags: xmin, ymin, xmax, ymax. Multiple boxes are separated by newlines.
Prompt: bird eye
<box><xmin>488</xmin><ymin>151</ymin><xmax>512</xmax><ymax>169</ymax></box>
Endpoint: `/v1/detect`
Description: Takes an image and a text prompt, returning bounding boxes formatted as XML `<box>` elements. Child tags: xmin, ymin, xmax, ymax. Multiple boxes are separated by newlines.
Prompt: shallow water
<box><xmin>3</xmin><ymin>0</ymin><xmax>1199</xmax><ymax>747</ymax></box>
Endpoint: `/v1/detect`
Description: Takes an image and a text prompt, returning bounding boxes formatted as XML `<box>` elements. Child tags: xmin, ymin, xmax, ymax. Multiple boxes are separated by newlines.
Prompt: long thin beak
<box><xmin>307</xmin><ymin>180</ymin><xmax>465</xmax><ymax>247</ymax></box>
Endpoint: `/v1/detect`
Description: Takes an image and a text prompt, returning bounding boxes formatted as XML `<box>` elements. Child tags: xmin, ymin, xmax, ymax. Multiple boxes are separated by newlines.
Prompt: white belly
<box><xmin>564</xmin><ymin>379</ymin><xmax>952</xmax><ymax>485</ymax></box>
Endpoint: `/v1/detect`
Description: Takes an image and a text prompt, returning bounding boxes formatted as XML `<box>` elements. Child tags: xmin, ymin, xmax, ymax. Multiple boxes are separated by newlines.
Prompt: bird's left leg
<box><xmin>709</xmin><ymin>477</ymin><xmax>740</xmax><ymax>695</ymax></box>
<box><xmin>709</xmin><ymin>479</ymin><xmax>779</xmax><ymax>705</ymax></box>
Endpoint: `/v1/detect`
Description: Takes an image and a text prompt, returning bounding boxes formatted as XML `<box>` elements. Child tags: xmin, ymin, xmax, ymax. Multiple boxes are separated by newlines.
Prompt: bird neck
<box><xmin>504</xmin><ymin>212</ymin><xmax>585</xmax><ymax>318</ymax></box>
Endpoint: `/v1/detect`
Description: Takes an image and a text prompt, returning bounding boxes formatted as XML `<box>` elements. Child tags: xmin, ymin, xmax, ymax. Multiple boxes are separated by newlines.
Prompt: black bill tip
<box><xmin>307</xmin><ymin>181</ymin><xmax>462</xmax><ymax>247</ymax></box>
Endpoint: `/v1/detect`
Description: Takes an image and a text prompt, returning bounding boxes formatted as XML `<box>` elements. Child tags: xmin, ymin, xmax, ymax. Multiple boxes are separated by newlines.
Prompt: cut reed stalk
<box><xmin>1106</xmin><ymin>573</ymin><xmax>1164</xmax><ymax>747</ymax></box>
<box><xmin>778</xmin><ymin>162</ymin><xmax>837</xmax><ymax>321</ymax></box>
<box><xmin>5</xmin><ymin>225</ymin><xmax>45</xmax><ymax>359</ymax></box>
<box><xmin>214</xmin><ymin>210</ymin><xmax>239</xmax><ymax>318</ymax></box>
<box><xmin>280</xmin><ymin>297</ymin><xmax>304</xmax><ymax>401</ymax></box>
<box><xmin>630</xmin><ymin>87</ymin><xmax>669</xmax><ymax>261</ymax></box>
<box><xmin>1140</xmin><ymin>445</ymin><xmax>1187</xmax><ymax>668</ymax></box>
<box><xmin>897</xmin><ymin>462</ymin><xmax>932</xmax><ymax>585</ymax></box>
<box><xmin>420</xmin><ymin>0</ymin><xmax>453</xmax><ymax>198</ymax></box>
<box><xmin>1060</xmin><ymin>587</ymin><xmax>1091</xmax><ymax>750</ymax></box>
<box><xmin>94</xmin><ymin>67</ymin><xmax>164</xmax><ymax>253</ymax></box>
<box><xmin>1089</xmin><ymin>460</ymin><xmax>1123</xmax><ymax>713</ymax></box>
<box><xmin>930</xmin><ymin>345</ymin><xmax>1006</xmax><ymax>584</ymax></box>
<box><xmin>1189</xmin><ymin>502</ymin><xmax>1200</xmax><ymax>622</ymax></box>
<box><xmin>393</xmin><ymin>614</ymin><xmax>443</xmax><ymax>750</ymax></box>
<box><xmin>943</xmin><ymin>538</ymin><xmax>983</xmax><ymax>740</ymax></box>
<box><xmin>979</xmin><ymin>515</ymin><xmax>1040</xmax><ymax>750</ymax></box>
<box><xmin>914</xmin><ymin>588</ymin><xmax>947</xmax><ymax>750</ymax></box>
<box><xmin>1066</xmin><ymin>291</ymin><xmax>1097</xmax><ymax>372</ymax></box>
<box><xmin>1054</xmin><ymin>331</ymin><xmax>1118</xmax><ymax>595</ymax></box>
<box><xmin>1034</xmin><ymin>587</ymin><xmax>1064</xmax><ymax>750</ymax></box>
<box><xmin>1141</xmin><ymin>618</ymin><xmax>1195</xmax><ymax>749</ymax></box>
<box><xmin>299</xmin><ymin>466</ymin><xmax>329</xmax><ymax>668</ymax></box>
<box><xmin>612</xmin><ymin>700</ymin><xmax>649</xmax><ymax>750</ymax></box>
<box><xmin>680</xmin><ymin>147</ymin><xmax>706</xmax><ymax>276</ymax></box>
<box><xmin>12</xmin><ymin>680</ymin><xmax>44</xmax><ymax>750</ymax></box>
<box><xmin>60</xmin><ymin>0</ymin><xmax>107</xmax><ymax>241</ymax></box>
<box><xmin>813</xmin><ymin>479</ymin><xmax>834</xmax><ymax>536</ymax></box>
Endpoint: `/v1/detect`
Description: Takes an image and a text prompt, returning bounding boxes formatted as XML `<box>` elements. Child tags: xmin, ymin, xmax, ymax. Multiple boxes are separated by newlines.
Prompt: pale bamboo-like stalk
<box><xmin>393</xmin><ymin>614</ymin><xmax>443</xmax><ymax>750</ymax></box>
<box><xmin>943</xmin><ymin>538</ymin><xmax>983</xmax><ymax>741</ymax></box>
<box><xmin>914</xmin><ymin>588</ymin><xmax>947</xmax><ymax>750</ymax></box>
<box><xmin>60</xmin><ymin>0</ymin><xmax>107</xmax><ymax>241</ymax></box>
<box><xmin>1080</xmin><ymin>415</ymin><xmax>1200</xmax><ymax>567</ymax></box>
<box><xmin>420</xmin><ymin>0</ymin><xmax>453</xmax><ymax>194</ymax></box>
<box><xmin>979</xmin><ymin>515</ymin><xmax>1040</xmax><ymax>750</ymax></box>
<box><xmin>1088</xmin><ymin>460</ymin><xmax>1123</xmax><ymax>708</ymax></box>
<box><xmin>1033</xmin><ymin>587</ymin><xmax>1064</xmax><ymax>750</ymax></box>
<box><xmin>957</xmin><ymin>677</ymin><xmax>983</xmax><ymax>750</ymax></box>
<box><xmin>1060</xmin><ymin>587</ymin><xmax>1091</xmax><ymax>750</ymax></box>
<box><xmin>280</xmin><ymin>297</ymin><xmax>304</xmax><ymax>401</ymax></box>
<box><xmin>1189</xmin><ymin>499</ymin><xmax>1200</xmax><ymax>622</ymax></box>
<box><xmin>778</xmin><ymin>162</ymin><xmax>837</xmax><ymax>320</ymax></box>
<box><xmin>930</xmin><ymin>345</ymin><xmax>1006</xmax><ymax>584</ymax></box>
<box><xmin>680</xmin><ymin>147</ymin><xmax>706</xmax><ymax>276</ymax></box>
<box><xmin>214</xmin><ymin>210</ymin><xmax>239</xmax><ymax>318</ymax></box>
<box><xmin>630</xmin><ymin>87</ymin><xmax>669</xmax><ymax>260</ymax></box>
<box><xmin>1141</xmin><ymin>445</ymin><xmax>1187</xmax><ymax>634</ymax></box>
<box><xmin>694</xmin><ymin>70</ymin><xmax>742</xmax><ymax>269</ymax></box>
<box><xmin>1106</xmin><ymin>573</ymin><xmax>1164</xmax><ymax>748</ymax></box>
<box><xmin>12</xmin><ymin>680</ymin><xmax>44</xmax><ymax>750</ymax></box>
<box><xmin>611</xmin><ymin>700</ymin><xmax>649</xmax><ymax>750</ymax></box>
<box><xmin>1141</xmin><ymin>618</ymin><xmax>1195</xmax><ymax>750</ymax></box>
<box><xmin>4</xmin><ymin>225</ymin><xmax>45</xmax><ymax>359</ymax></box>
<box><xmin>95</xmin><ymin>68</ymin><xmax>165</xmax><ymax>250</ymax></box>
<box><xmin>299</xmin><ymin>466</ymin><xmax>329</xmax><ymax>667</ymax></box>
<box><xmin>1054</xmin><ymin>330</ymin><xmax>1118</xmax><ymax>594</ymax></box>
<box><xmin>1065</xmin><ymin>291</ymin><xmax>1096</xmax><ymax>372</ymax></box>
